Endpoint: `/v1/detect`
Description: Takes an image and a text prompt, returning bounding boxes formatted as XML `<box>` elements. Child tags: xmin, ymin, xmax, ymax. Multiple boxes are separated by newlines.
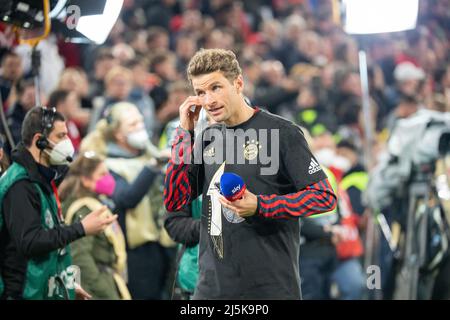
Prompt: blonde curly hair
<box><xmin>187</xmin><ymin>48</ymin><xmax>242</xmax><ymax>84</ymax></box>
<box><xmin>80</xmin><ymin>102</ymin><xmax>139</xmax><ymax>157</ymax></box>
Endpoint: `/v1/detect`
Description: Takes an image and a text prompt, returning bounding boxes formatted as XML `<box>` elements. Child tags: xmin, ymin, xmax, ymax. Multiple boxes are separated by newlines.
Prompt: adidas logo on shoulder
<box><xmin>308</xmin><ymin>158</ymin><xmax>322</xmax><ymax>174</ymax></box>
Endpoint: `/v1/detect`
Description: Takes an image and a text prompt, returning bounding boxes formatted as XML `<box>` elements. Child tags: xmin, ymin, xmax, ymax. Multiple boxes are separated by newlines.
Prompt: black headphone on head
<box><xmin>36</xmin><ymin>106</ymin><xmax>56</xmax><ymax>150</ymax></box>
<box><xmin>105</xmin><ymin>108</ymin><xmax>113</xmax><ymax>125</ymax></box>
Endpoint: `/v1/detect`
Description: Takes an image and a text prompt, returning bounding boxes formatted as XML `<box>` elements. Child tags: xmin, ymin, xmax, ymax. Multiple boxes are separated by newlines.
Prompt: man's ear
<box><xmin>32</xmin><ymin>133</ymin><xmax>43</xmax><ymax>149</ymax></box>
<box><xmin>235</xmin><ymin>75</ymin><xmax>244</xmax><ymax>94</ymax></box>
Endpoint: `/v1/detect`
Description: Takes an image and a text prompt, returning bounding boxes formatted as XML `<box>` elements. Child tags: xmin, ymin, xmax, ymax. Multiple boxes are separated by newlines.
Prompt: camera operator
<box><xmin>367</xmin><ymin>102</ymin><xmax>450</xmax><ymax>299</ymax></box>
<box><xmin>0</xmin><ymin>106</ymin><xmax>117</xmax><ymax>300</ymax></box>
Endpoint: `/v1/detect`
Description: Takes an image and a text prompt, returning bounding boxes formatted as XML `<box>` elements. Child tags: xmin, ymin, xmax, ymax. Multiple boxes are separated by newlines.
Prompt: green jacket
<box><xmin>177</xmin><ymin>197</ymin><xmax>202</xmax><ymax>292</ymax></box>
<box><xmin>62</xmin><ymin>196</ymin><xmax>122</xmax><ymax>300</ymax></box>
<box><xmin>0</xmin><ymin>163</ymin><xmax>75</xmax><ymax>300</ymax></box>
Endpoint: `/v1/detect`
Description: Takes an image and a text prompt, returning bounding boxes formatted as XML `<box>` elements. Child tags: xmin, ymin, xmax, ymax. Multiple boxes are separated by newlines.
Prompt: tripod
<box><xmin>393</xmin><ymin>163</ymin><xmax>447</xmax><ymax>300</ymax></box>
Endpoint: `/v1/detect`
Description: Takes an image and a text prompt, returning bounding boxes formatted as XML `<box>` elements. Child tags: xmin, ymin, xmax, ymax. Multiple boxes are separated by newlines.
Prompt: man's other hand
<box><xmin>219</xmin><ymin>189</ymin><xmax>258</xmax><ymax>218</ymax></box>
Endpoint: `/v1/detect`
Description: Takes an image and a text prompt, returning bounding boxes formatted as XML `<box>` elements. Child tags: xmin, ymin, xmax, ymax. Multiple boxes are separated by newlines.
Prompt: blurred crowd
<box><xmin>1</xmin><ymin>0</ymin><xmax>450</xmax><ymax>300</ymax></box>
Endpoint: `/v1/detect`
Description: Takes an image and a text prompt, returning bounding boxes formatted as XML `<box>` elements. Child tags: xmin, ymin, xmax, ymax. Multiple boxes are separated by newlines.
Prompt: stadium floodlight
<box><xmin>343</xmin><ymin>0</ymin><xmax>419</xmax><ymax>34</ymax></box>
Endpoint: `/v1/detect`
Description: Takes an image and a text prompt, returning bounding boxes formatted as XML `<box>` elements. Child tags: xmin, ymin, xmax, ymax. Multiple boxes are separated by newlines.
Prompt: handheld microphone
<box><xmin>220</xmin><ymin>172</ymin><xmax>246</xmax><ymax>201</ymax></box>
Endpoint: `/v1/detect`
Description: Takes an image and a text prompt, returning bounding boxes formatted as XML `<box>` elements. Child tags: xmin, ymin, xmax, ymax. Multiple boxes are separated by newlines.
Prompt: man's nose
<box><xmin>204</xmin><ymin>92</ymin><xmax>216</xmax><ymax>107</ymax></box>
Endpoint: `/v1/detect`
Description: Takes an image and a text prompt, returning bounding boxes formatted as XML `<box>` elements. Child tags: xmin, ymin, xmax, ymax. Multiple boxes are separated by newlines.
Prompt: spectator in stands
<box><xmin>48</xmin><ymin>89</ymin><xmax>87</xmax><ymax>152</ymax></box>
<box><xmin>174</xmin><ymin>34</ymin><xmax>198</xmax><ymax>74</ymax></box>
<box><xmin>58</xmin><ymin>68</ymin><xmax>93</xmax><ymax>110</ymax></box>
<box><xmin>90</xmin><ymin>64</ymin><xmax>158</xmax><ymax>142</ymax></box>
<box><xmin>4</xmin><ymin>78</ymin><xmax>36</xmax><ymax>153</ymax></box>
<box><xmin>336</xmin><ymin>141</ymin><xmax>368</xmax><ymax>217</ymax></box>
<box><xmin>149</xmin><ymin>52</ymin><xmax>179</xmax><ymax>111</ymax></box>
<box><xmin>146</xmin><ymin>27</ymin><xmax>170</xmax><ymax>52</ymax></box>
<box><xmin>253</xmin><ymin>60</ymin><xmax>298</xmax><ymax>114</ymax></box>
<box><xmin>88</xmin><ymin>48</ymin><xmax>119</xmax><ymax>102</ymax></box>
<box><xmin>0</xmin><ymin>50</ymin><xmax>23</xmax><ymax>104</ymax></box>
<box><xmin>385</xmin><ymin>62</ymin><xmax>425</xmax><ymax>111</ymax></box>
<box><xmin>126</xmin><ymin>58</ymin><xmax>157</xmax><ymax>139</ymax></box>
<box><xmin>156</xmin><ymin>80</ymin><xmax>190</xmax><ymax>140</ymax></box>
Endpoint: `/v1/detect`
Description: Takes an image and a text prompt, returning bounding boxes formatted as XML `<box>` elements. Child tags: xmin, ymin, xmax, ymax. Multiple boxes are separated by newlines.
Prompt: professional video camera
<box><xmin>366</xmin><ymin>109</ymin><xmax>450</xmax><ymax>300</ymax></box>
<box><xmin>438</xmin><ymin>132</ymin><xmax>450</xmax><ymax>156</ymax></box>
<box><xmin>367</xmin><ymin>109</ymin><xmax>450</xmax><ymax>210</ymax></box>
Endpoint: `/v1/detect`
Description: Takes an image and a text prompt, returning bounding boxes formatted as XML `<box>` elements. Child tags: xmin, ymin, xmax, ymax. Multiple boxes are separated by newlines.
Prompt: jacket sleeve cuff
<box><xmin>175</xmin><ymin>126</ymin><xmax>195</xmax><ymax>144</ymax></box>
<box><xmin>72</xmin><ymin>221</ymin><xmax>86</xmax><ymax>238</ymax></box>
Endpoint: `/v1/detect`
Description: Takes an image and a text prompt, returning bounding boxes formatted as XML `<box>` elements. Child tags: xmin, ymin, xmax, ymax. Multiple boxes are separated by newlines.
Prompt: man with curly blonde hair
<box><xmin>164</xmin><ymin>49</ymin><xmax>337</xmax><ymax>299</ymax></box>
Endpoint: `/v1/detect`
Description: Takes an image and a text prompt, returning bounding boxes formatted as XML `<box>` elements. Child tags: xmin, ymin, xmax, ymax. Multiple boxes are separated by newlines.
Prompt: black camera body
<box><xmin>438</xmin><ymin>132</ymin><xmax>450</xmax><ymax>156</ymax></box>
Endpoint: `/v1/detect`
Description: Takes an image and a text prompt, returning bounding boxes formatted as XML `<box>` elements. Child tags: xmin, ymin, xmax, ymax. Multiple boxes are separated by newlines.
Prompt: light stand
<box><xmin>341</xmin><ymin>0</ymin><xmax>419</xmax><ymax>300</ymax></box>
<box><xmin>357</xmin><ymin>46</ymin><xmax>383</xmax><ymax>300</ymax></box>
<box><xmin>31</xmin><ymin>47</ymin><xmax>41</xmax><ymax>106</ymax></box>
<box><xmin>357</xmin><ymin>50</ymin><xmax>375</xmax><ymax>171</ymax></box>
<box><xmin>393</xmin><ymin>169</ymin><xmax>431</xmax><ymax>300</ymax></box>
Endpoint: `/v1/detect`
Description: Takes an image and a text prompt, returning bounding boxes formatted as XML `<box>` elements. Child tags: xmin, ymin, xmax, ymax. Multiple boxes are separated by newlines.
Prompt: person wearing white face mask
<box><xmin>336</xmin><ymin>141</ymin><xmax>368</xmax><ymax>217</ymax></box>
<box><xmin>0</xmin><ymin>106</ymin><xmax>118</xmax><ymax>300</ymax></box>
<box><xmin>80</xmin><ymin>102</ymin><xmax>176</xmax><ymax>300</ymax></box>
<box><xmin>126</xmin><ymin>127</ymin><xmax>150</xmax><ymax>151</ymax></box>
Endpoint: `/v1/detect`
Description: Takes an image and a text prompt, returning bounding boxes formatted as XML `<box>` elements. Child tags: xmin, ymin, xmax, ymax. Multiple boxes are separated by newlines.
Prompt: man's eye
<box><xmin>212</xmin><ymin>85</ymin><xmax>220</xmax><ymax>91</ymax></box>
<box><xmin>197</xmin><ymin>92</ymin><xmax>205</xmax><ymax>97</ymax></box>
